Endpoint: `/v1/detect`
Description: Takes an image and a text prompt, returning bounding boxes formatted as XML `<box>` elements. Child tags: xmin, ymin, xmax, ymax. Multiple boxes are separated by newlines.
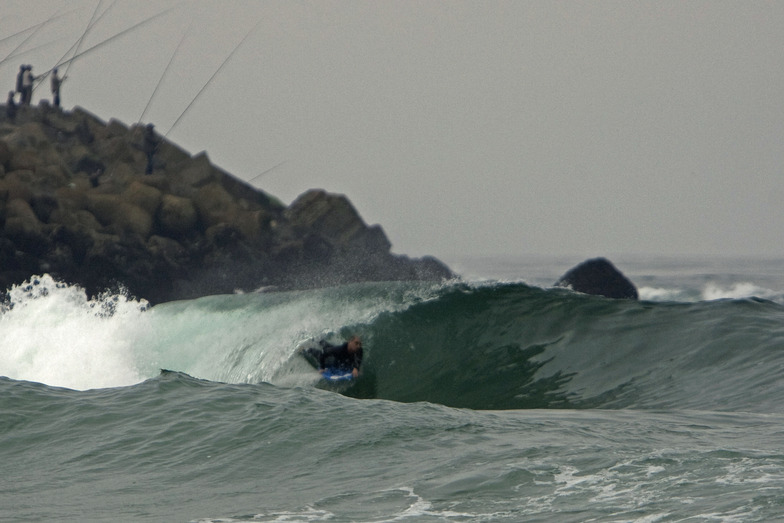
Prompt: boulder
<box><xmin>179</xmin><ymin>152</ymin><xmax>216</xmax><ymax>188</ymax></box>
<box><xmin>113</xmin><ymin>202</ymin><xmax>154</xmax><ymax>238</ymax></box>
<box><xmin>3</xmin><ymin>198</ymin><xmax>46</xmax><ymax>254</ymax></box>
<box><xmin>8</xmin><ymin>149</ymin><xmax>41</xmax><ymax>172</ymax></box>
<box><xmin>49</xmin><ymin>221</ymin><xmax>95</xmax><ymax>264</ymax></box>
<box><xmin>18</xmin><ymin>122</ymin><xmax>49</xmax><ymax>148</ymax></box>
<box><xmin>124</xmin><ymin>181</ymin><xmax>163</xmax><ymax>216</ymax></box>
<box><xmin>0</xmin><ymin>174</ymin><xmax>34</xmax><ymax>202</ymax></box>
<box><xmin>86</xmin><ymin>193</ymin><xmax>124</xmax><ymax>225</ymax></box>
<box><xmin>30</xmin><ymin>194</ymin><xmax>59</xmax><ymax>222</ymax></box>
<box><xmin>73</xmin><ymin>154</ymin><xmax>105</xmax><ymax>176</ymax></box>
<box><xmin>104</xmin><ymin>118</ymin><xmax>129</xmax><ymax>139</ymax></box>
<box><xmin>555</xmin><ymin>258</ymin><xmax>638</xmax><ymax>299</ymax></box>
<box><xmin>98</xmin><ymin>162</ymin><xmax>137</xmax><ymax>192</ymax></box>
<box><xmin>193</xmin><ymin>182</ymin><xmax>235</xmax><ymax>228</ymax></box>
<box><xmin>86</xmin><ymin>193</ymin><xmax>153</xmax><ymax>238</ymax></box>
<box><xmin>147</xmin><ymin>235</ymin><xmax>186</xmax><ymax>267</ymax></box>
<box><xmin>0</xmin><ymin>140</ymin><xmax>11</xmax><ymax>168</ymax></box>
<box><xmin>44</xmin><ymin>110</ymin><xmax>80</xmax><ymax>134</ymax></box>
<box><xmin>54</xmin><ymin>184</ymin><xmax>90</xmax><ymax>212</ymax></box>
<box><xmin>36</xmin><ymin>163</ymin><xmax>69</xmax><ymax>188</ymax></box>
<box><xmin>285</xmin><ymin>189</ymin><xmax>391</xmax><ymax>254</ymax></box>
<box><xmin>157</xmin><ymin>194</ymin><xmax>197</xmax><ymax>238</ymax></box>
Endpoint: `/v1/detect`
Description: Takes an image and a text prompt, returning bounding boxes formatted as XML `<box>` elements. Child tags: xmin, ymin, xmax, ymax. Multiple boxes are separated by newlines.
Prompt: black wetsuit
<box><xmin>318</xmin><ymin>342</ymin><xmax>362</xmax><ymax>373</ymax></box>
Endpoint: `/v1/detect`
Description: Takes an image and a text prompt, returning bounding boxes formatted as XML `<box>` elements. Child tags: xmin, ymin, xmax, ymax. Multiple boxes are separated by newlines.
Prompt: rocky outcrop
<box><xmin>274</xmin><ymin>189</ymin><xmax>450</xmax><ymax>288</ymax></box>
<box><xmin>554</xmin><ymin>258</ymin><xmax>638</xmax><ymax>299</ymax></box>
<box><xmin>0</xmin><ymin>103</ymin><xmax>452</xmax><ymax>304</ymax></box>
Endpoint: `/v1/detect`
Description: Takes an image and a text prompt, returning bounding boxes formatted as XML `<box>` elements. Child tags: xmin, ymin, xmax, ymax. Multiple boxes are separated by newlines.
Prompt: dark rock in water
<box><xmin>555</xmin><ymin>258</ymin><xmax>638</xmax><ymax>299</ymax></box>
<box><xmin>0</xmin><ymin>104</ymin><xmax>454</xmax><ymax>304</ymax></box>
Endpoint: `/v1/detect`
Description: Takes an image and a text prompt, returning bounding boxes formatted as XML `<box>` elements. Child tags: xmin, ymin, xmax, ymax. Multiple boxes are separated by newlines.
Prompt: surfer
<box><xmin>317</xmin><ymin>336</ymin><xmax>363</xmax><ymax>378</ymax></box>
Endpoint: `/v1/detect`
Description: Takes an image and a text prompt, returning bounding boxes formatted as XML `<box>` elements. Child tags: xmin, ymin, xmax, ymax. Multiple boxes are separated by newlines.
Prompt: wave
<box><xmin>360</xmin><ymin>283</ymin><xmax>784</xmax><ymax>412</ymax></box>
<box><xmin>3</xmin><ymin>275</ymin><xmax>784</xmax><ymax>413</ymax></box>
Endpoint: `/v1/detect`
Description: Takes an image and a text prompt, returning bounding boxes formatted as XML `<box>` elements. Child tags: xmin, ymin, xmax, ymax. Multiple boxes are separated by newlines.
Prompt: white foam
<box><xmin>0</xmin><ymin>275</ymin><xmax>150</xmax><ymax>390</ymax></box>
<box><xmin>380</xmin><ymin>487</ymin><xmax>478</xmax><ymax>521</ymax></box>
<box><xmin>638</xmin><ymin>286</ymin><xmax>687</xmax><ymax>302</ymax></box>
<box><xmin>702</xmin><ymin>282</ymin><xmax>778</xmax><ymax>301</ymax></box>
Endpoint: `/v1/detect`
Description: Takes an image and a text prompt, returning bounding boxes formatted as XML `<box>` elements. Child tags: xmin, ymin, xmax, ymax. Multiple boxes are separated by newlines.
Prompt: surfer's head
<box><xmin>347</xmin><ymin>336</ymin><xmax>362</xmax><ymax>354</ymax></box>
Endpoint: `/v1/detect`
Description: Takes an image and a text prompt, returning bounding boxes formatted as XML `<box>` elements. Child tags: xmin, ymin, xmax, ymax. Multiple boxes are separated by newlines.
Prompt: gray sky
<box><xmin>3</xmin><ymin>1</ymin><xmax>784</xmax><ymax>263</ymax></box>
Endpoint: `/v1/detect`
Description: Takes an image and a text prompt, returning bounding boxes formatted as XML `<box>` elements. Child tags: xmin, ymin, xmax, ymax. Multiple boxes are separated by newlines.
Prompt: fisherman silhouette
<box><xmin>15</xmin><ymin>65</ymin><xmax>23</xmax><ymax>100</ymax></box>
<box><xmin>21</xmin><ymin>65</ymin><xmax>35</xmax><ymax>106</ymax></box>
<box><xmin>143</xmin><ymin>124</ymin><xmax>158</xmax><ymax>174</ymax></box>
<box><xmin>50</xmin><ymin>68</ymin><xmax>66</xmax><ymax>108</ymax></box>
<box><xmin>6</xmin><ymin>91</ymin><xmax>16</xmax><ymax>121</ymax></box>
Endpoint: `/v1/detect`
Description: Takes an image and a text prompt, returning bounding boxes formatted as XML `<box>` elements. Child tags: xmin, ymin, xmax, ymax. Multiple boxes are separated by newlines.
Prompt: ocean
<box><xmin>4</xmin><ymin>255</ymin><xmax>784</xmax><ymax>522</ymax></box>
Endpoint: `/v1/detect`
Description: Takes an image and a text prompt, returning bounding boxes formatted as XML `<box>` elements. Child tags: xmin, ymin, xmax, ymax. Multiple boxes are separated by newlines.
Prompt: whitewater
<box><xmin>4</xmin><ymin>256</ymin><xmax>784</xmax><ymax>521</ymax></box>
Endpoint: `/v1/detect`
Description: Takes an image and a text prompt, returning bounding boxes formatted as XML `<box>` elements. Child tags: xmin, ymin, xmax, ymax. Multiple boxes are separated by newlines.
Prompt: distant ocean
<box><xmin>4</xmin><ymin>255</ymin><xmax>784</xmax><ymax>522</ymax></box>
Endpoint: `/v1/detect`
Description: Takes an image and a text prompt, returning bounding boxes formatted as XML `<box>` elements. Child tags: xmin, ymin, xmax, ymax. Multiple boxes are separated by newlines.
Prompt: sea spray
<box><xmin>141</xmin><ymin>281</ymin><xmax>446</xmax><ymax>386</ymax></box>
<box><xmin>0</xmin><ymin>275</ymin><xmax>445</xmax><ymax>390</ymax></box>
<box><xmin>0</xmin><ymin>274</ymin><xmax>149</xmax><ymax>390</ymax></box>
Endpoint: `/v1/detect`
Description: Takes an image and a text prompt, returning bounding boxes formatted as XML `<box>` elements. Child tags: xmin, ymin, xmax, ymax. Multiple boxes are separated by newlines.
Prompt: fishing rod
<box><xmin>246</xmin><ymin>161</ymin><xmax>287</xmax><ymax>185</ymax></box>
<box><xmin>0</xmin><ymin>15</ymin><xmax>58</xmax><ymax>59</ymax></box>
<box><xmin>62</xmin><ymin>0</ymin><xmax>115</xmax><ymax>79</ymax></box>
<box><xmin>0</xmin><ymin>8</ymin><xmax>77</xmax><ymax>68</ymax></box>
<box><xmin>1</xmin><ymin>37</ymin><xmax>68</xmax><ymax>69</ymax></box>
<box><xmin>0</xmin><ymin>19</ymin><xmax>48</xmax><ymax>47</ymax></box>
<box><xmin>164</xmin><ymin>21</ymin><xmax>259</xmax><ymax>139</ymax></box>
<box><xmin>137</xmin><ymin>19</ymin><xmax>191</xmax><ymax>125</ymax></box>
<box><xmin>33</xmin><ymin>0</ymin><xmax>116</xmax><ymax>93</ymax></box>
<box><xmin>52</xmin><ymin>3</ymin><xmax>182</xmax><ymax>73</ymax></box>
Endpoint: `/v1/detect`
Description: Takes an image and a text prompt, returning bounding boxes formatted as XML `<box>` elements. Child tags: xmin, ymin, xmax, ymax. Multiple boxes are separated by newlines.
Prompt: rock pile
<box><xmin>0</xmin><ymin>103</ymin><xmax>452</xmax><ymax>303</ymax></box>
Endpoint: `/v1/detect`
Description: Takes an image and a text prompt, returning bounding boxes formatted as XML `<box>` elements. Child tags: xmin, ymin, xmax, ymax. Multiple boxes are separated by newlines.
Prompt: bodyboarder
<box><xmin>313</xmin><ymin>336</ymin><xmax>364</xmax><ymax>378</ymax></box>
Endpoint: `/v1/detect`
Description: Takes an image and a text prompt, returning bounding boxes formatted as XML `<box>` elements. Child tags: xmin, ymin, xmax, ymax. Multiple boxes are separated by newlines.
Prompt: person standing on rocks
<box><xmin>15</xmin><ymin>65</ymin><xmax>24</xmax><ymax>101</ymax></box>
<box><xmin>143</xmin><ymin>123</ymin><xmax>159</xmax><ymax>174</ymax></box>
<box><xmin>21</xmin><ymin>65</ymin><xmax>35</xmax><ymax>106</ymax></box>
<box><xmin>50</xmin><ymin>68</ymin><xmax>66</xmax><ymax>108</ymax></box>
<box><xmin>6</xmin><ymin>91</ymin><xmax>17</xmax><ymax>121</ymax></box>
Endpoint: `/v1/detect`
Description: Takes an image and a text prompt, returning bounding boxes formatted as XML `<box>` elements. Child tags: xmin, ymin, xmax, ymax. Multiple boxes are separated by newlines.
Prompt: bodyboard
<box><xmin>321</xmin><ymin>368</ymin><xmax>354</xmax><ymax>382</ymax></box>
<box><xmin>298</xmin><ymin>341</ymin><xmax>355</xmax><ymax>382</ymax></box>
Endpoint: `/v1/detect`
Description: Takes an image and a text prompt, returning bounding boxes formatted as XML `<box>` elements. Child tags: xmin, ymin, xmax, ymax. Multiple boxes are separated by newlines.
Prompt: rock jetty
<box><xmin>0</xmin><ymin>103</ymin><xmax>452</xmax><ymax>304</ymax></box>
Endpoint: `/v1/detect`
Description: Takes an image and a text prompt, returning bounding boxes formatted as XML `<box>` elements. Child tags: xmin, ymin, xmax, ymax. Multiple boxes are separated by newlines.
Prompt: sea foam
<box><xmin>0</xmin><ymin>275</ymin><xmax>150</xmax><ymax>390</ymax></box>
